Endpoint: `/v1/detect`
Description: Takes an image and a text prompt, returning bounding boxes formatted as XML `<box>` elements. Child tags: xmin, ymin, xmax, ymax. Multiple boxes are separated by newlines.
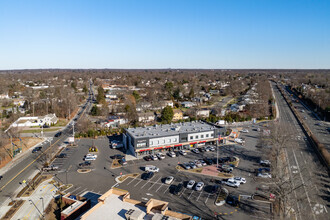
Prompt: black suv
<box><xmin>32</xmin><ymin>146</ymin><xmax>42</xmax><ymax>153</ymax></box>
<box><xmin>173</xmin><ymin>183</ymin><xmax>184</xmax><ymax>195</ymax></box>
<box><xmin>141</xmin><ymin>172</ymin><xmax>154</xmax><ymax>180</ymax></box>
<box><xmin>57</xmin><ymin>153</ymin><xmax>67</xmax><ymax>158</ymax></box>
<box><xmin>55</xmin><ymin>132</ymin><xmax>62</xmax><ymax>137</ymax></box>
<box><xmin>79</xmin><ymin>161</ymin><xmax>91</xmax><ymax>167</ymax></box>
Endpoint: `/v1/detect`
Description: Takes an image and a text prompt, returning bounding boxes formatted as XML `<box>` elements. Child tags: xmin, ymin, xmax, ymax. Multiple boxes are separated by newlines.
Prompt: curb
<box><xmin>77</xmin><ymin>169</ymin><xmax>91</xmax><ymax>173</ymax></box>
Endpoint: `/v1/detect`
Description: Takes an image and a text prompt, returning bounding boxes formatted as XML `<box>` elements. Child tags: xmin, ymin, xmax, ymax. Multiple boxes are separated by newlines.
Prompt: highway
<box><xmin>0</xmin><ymin>81</ymin><xmax>94</xmax><ymax>207</ymax></box>
<box><xmin>283</xmin><ymin>86</ymin><xmax>330</xmax><ymax>151</ymax></box>
<box><xmin>272</xmin><ymin>82</ymin><xmax>329</xmax><ymax>220</ymax></box>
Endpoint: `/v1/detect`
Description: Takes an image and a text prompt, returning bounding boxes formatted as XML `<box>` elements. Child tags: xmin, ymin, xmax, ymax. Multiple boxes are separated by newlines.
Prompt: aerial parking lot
<box><xmin>52</xmin><ymin>124</ymin><xmax>274</xmax><ymax>219</ymax></box>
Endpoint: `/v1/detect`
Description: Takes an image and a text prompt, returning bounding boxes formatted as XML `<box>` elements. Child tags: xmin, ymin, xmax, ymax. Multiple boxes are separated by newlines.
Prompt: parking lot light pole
<box><xmin>29</xmin><ymin>199</ymin><xmax>44</xmax><ymax>219</ymax></box>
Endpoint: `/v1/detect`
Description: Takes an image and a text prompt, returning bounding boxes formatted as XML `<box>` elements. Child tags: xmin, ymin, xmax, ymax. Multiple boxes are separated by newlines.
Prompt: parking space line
<box><xmin>156</xmin><ymin>183</ymin><xmax>164</xmax><ymax>192</ymax></box>
<box><xmin>141</xmin><ymin>176</ymin><xmax>154</xmax><ymax>189</ymax></box>
<box><xmin>196</xmin><ymin>191</ymin><xmax>203</xmax><ymax>201</ymax></box>
<box><xmin>134</xmin><ymin>179</ymin><xmax>143</xmax><ymax>187</ymax></box>
<box><xmin>163</xmin><ymin>184</ymin><xmax>171</xmax><ymax>194</ymax></box>
<box><xmin>70</xmin><ymin>186</ymin><xmax>81</xmax><ymax>194</ymax></box>
<box><xmin>148</xmin><ymin>177</ymin><xmax>162</xmax><ymax>191</ymax></box>
<box><xmin>188</xmin><ymin>190</ymin><xmax>194</xmax><ymax>199</ymax></box>
<box><xmin>127</xmin><ymin>177</ymin><xmax>137</xmax><ymax>185</ymax></box>
<box><xmin>205</xmin><ymin>193</ymin><xmax>211</xmax><ymax>203</ymax></box>
<box><xmin>179</xmin><ymin>188</ymin><xmax>186</xmax><ymax>197</ymax></box>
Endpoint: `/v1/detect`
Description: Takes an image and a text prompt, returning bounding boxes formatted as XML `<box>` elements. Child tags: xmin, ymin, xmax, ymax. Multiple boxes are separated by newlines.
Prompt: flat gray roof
<box><xmin>126</xmin><ymin>121</ymin><xmax>217</xmax><ymax>139</ymax></box>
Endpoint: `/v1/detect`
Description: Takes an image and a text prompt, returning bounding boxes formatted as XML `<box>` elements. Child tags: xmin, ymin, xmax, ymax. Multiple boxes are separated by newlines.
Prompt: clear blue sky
<box><xmin>0</xmin><ymin>0</ymin><xmax>329</xmax><ymax>69</ymax></box>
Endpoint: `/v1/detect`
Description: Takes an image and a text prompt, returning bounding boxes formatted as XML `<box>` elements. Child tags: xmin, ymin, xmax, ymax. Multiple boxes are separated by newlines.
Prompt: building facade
<box><xmin>123</xmin><ymin>121</ymin><xmax>226</xmax><ymax>157</ymax></box>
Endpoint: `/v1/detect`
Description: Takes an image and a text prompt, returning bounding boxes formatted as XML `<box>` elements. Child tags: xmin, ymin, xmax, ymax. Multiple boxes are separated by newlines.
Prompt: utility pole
<box><xmin>33</xmin><ymin>102</ymin><xmax>35</xmax><ymax>117</ymax></box>
<box><xmin>29</xmin><ymin>199</ymin><xmax>44</xmax><ymax>219</ymax></box>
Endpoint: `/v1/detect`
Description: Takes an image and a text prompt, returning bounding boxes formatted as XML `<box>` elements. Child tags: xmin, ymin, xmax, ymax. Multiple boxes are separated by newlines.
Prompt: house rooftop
<box><xmin>126</xmin><ymin>121</ymin><xmax>218</xmax><ymax>139</ymax></box>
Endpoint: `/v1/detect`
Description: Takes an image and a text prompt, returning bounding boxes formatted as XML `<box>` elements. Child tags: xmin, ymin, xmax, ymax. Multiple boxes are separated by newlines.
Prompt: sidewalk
<box><xmin>11</xmin><ymin>179</ymin><xmax>57</xmax><ymax>220</ymax></box>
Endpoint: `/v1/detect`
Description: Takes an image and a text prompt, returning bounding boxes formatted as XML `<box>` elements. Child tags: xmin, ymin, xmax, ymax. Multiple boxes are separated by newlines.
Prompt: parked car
<box><xmin>143</xmin><ymin>155</ymin><xmax>152</xmax><ymax>161</ymax></box>
<box><xmin>233</xmin><ymin>177</ymin><xmax>246</xmax><ymax>184</ymax></box>
<box><xmin>84</xmin><ymin>156</ymin><xmax>96</xmax><ymax>161</ymax></box>
<box><xmin>207</xmin><ymin>146</ymin><xmax>215</xmax><ymax>151</ymax></box>
<box><xmin>192</xmin><ymin>149</ymin><xmax>199</xmax><ymax>154</ymax></box>
<box><xmin>203</xmin><ymin>147</ymin><xmax>210</xmax><ymax>152</ymax></box>
<box><xmin>57</xmin><ymin>153</ymin><xmax>67</xmax><ymax>158</ymax></box>
<box><xmin>119</xmin><ymin>158</ymin><xmax>127</xmax><ymax>165</ymax></box>
<box><xmin>210</xmin><ymin>185</ymin><xmax>219</xmax><ymax>194</ymax></box>
<box><xmin>156</xmin><ymin>153</ymin><xmax>165</xmax><ymax>160</ymax></box>
<box><xmin>42</xmin><ymin>165</ymin><xmax>59</xmax><ymax>171</ymax></box>
<box><xmin>111</xmin><ymin>140</ymin><xmax>123</xmax><ymax>149</ymax></box>
<box><xmin>141</xmin><ymin>172</ymin><xmax>154</xmax><ymax>180</ymax></box>
<box><xmin>224</xmin><ymin>179</ymin><xmax>240</xmax><ymax>188</ymax></box>
<box><xmin>32</xmin><ymin>146</ymin><xmax>42</xmax><ymax>153</ymax></box>
<box><xmin>194</xmin><ymin>160</ymin><xmax>202</xmax><ymax>167</ymax></box>
<box><xmin>226</xmin><ymin>195</ymin><xmax>239</xmax><ymax>206</ymax></box>
<box><xmin>195</xmin><ymin>182</ymin><xmax>204</xmax><ymax>191</ymax></box>
<box><xmin>199</xmin><ymin>159</ymin><xmax>207</xmax><ymax>166</ymax></box>
<box><xmin>165</xmin><ymin>176</ymin><xmax>174</xmax><ymax>184</ymax></box>
<box><xmin>187</xmin><ymin>180</ymin><xmax>195</xmax><ymax>189</ymax></box>
<box><xmin>151</xmin><ymin>155</ymin><xmax>158</xmax><ymax>160</ymax></box>
<box><xmin>189</xmin><ymin>161</ymin><xmax>197</xmax><ymax>169</ymax></box>
<box><xmin>260</xmin><ymin>160</ymin><xmax>271</xmax><ymax>167</ymax></box>
<box><xmin>181</xmin><ymin>163</ymin><xmax>191</xmax><ymax>170</ymax></box>
<box><xmin>241</xmin><ymin>129</ymin><xmax>249</xmax><ymax>133</ymax></box>
<box><xmin>111</xmin><ymin>154</ymin><xmax>124</xmax><ymax>159</ymax></box>
<box><xmin>79</xmin><ymin>161</ymin><xmax>91</xmax><ymax>167</ymax></box>
<box><xmin>144</xmin><ymin>165</ymin><xmax>159</xmax><ymax>172</ymax></box>
<box><xmin>174</xmin><ymin>183</ymin><xmax>184</xmax><ymax>195</ymax></box>
<box><xmin>203</xmin><ymin>157</ymin><xmax>213</xmax><ymax>165</ymax></box>
<box><xmin>42</xmin><ymin>124</ymin><xmax>50</xmax><ymax>128</ymax></box>
<box><xmin>179</xmin><ymin>150</ymin><xmax>187</xmax><ymax>156</ymax></box>
<box><xmin>85</xmin><ymin>153</ymin><xmax>97</xmax><ymax>159</ymax></box>
<box><xmin>258</xmin><ymin>173</ymin><xmax>272</xmax><ymax>178</ymax></box>
<box><xmin>167</xmin><ymin>151</ymin><xmax>176</xmax><ymax>158</ymax></box>
<box><xmin>219</xmin><ymin>165</ymin><xmax>233</xmax><ymax>173</ymax></box>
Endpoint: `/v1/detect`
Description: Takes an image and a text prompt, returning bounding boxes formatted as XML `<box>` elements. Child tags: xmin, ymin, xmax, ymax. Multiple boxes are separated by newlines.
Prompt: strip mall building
<box><xmin>123</xmin><ymin>121</ymin><xmax>226</xmax><ymax>157</ymax></box>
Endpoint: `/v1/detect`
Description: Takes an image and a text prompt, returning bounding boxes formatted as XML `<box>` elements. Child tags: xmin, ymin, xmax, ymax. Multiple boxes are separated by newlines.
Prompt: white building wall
<box><xmin>188</xmin><ymin>131</ymin><xmax>214</xmax><ymax>141</ymax></box>
<box><xmin>149</xmin><ymin>135</ymin><xmax>179</xmax><ymax>147</ymax></box>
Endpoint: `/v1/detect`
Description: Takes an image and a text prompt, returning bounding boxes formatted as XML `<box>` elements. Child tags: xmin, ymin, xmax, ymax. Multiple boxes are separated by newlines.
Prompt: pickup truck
<box><xmin>42</xmin><ymin>165</ymin><xmax>59</xmax><ymax>171</ymax></box>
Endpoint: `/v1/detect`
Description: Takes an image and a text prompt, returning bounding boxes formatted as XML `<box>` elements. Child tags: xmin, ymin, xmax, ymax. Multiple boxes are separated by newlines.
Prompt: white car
<box><xmin>151</xmin><ymin>155</ymin><xmax>158</xmax><ymax>160</ymax></box>
<box><xmin>192</xmin><ymin>149</ymin><xmax>199</xmax><ymax>154</ymax></box>
<box><xmin>85</xmin><ymin>153</ymin><xmax>97</xmax><ymax>159</ymax></box>
<box><xmin>199</xmin><ymin>159</ymin><xmax>207</xmax><ymax>166</ymax></box>
<box><xmin>208</xmin><ymin>146</ymin><xmax>215</xmax><ymax>152</ymax></box>
<box><xmin>168</xmin><ymin>151</ymin><xmax>176</xmax><ymax>158</ymax></box>
<box><xmin>165</xmin><ymin>176</ymin><xmax>174</xmax><ymax>184</ymax></box>
<box><xmin>233</xmin><ymin>177</ymin><xmax>246</xmax><ymax>184</ymax></box>
<box><xmin>258</xmin><ymin>173</ymin><xmax>272</xmax><ymax>178</ymax></box>
<box><xmin>187</xmin><ymin>180</ymin><xmax>195</xmax><ymax>189</ymax></box>
<box><xmin>179</xmin><ymin>150</ymin><xmax>187</xmax><ymax>156</ymax></box>
<box><xmin>156</xmin><ymin>153</ymin><xmax>165</xmax><ymax>160</ymax></box>
<box><xmin>194</xmin><ymin>160</ymin><xmax>202</xmax><ymax>167</ymax></box>
<box><xmin>260</xmin><ymin>160</ymin><xmax>271</xmax><ymax>167</ymax></box>
<box><xmin>241</xmin><ymin>129</ymin><xmax>249</xmax><ymax>133</ymax></box>
<box><xmin>225</xmin><ymin>179</ymin><xmax>240</xmax><ymax>188</ymax></box>
<box><xmin>145</xmin><ymin>165</ymin><xmax>159</xmax><ymax>172</ymax></box>
<box><xmin>195</xmin><ymin>182</ymin><xmax>204</xmax><ymax>191</ymax></box>
<box><xmin>84</xmin><ymin>156</ymin><xmax>96</xmax><ymax>161</ymax></box>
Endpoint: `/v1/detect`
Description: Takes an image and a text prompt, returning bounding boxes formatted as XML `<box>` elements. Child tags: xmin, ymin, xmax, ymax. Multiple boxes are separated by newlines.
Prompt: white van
<box><xmin>144</xmin><ymin>165</ymin><xmax>159</xmax><ymax>172</ymax></box>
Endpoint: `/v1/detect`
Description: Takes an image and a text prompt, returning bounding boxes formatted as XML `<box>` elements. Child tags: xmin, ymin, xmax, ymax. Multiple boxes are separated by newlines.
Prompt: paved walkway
<box><xmin>11</xmin><ymin>180</ymin><xmax>57</xmax><ymax>220</ymax></box>
<box><xmin>201</xmin><ymin>164</ymin><xmax>219</xmax><ymax>177</ymax></box>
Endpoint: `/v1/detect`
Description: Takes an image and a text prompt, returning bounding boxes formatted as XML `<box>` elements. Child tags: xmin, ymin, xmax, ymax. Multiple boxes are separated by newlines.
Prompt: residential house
<box><xmin>138</xmin><ymin>112</ymin><xmax>155</xmax><ymax>123</ymax></box>
<box><xmin>181</xmin><ymin>101</ymin><xmax>196</xmax><ymax>108</ymax></box>
<box><xmin>172</xmin><ymin>109</ymin><xmax>183</xmax><ymax>121</ymax></box>
<box><xmin>196</xmin><ymin>109</ymin><xmax>210</xmax><ymax>118</ymax></box>
<box><xmin>6</xmin><ymin>113</ymin><xmax>58</xmax><ymax>132</ymax></box>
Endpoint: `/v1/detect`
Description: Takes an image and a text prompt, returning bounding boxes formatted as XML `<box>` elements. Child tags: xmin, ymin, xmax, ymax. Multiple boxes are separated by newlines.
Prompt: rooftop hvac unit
<box><xmin>125</xmin><ymin>209</ymin><xmax>144</xmax><ymax>220</ymax></box>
